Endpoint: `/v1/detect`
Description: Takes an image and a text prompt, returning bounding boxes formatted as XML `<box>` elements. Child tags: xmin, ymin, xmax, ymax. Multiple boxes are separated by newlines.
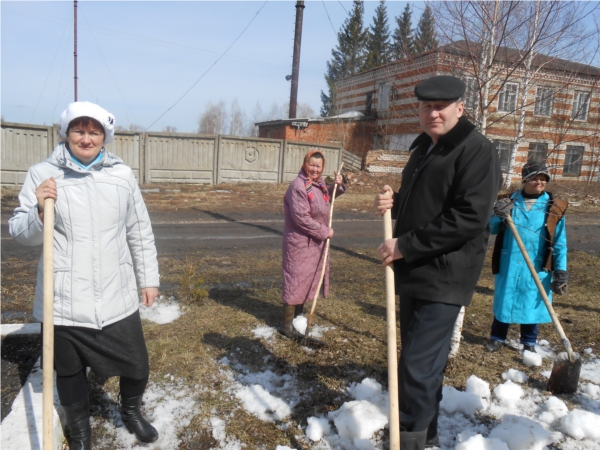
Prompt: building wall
<box><xmin>333</xmin><ymin>51</ymin><xmax>600</xmax><ymax>182</ymax></box>
<box><xmin>259</xmin><ymin>121</ymin><xmax>376</xmax><ymax>159</ymax></box>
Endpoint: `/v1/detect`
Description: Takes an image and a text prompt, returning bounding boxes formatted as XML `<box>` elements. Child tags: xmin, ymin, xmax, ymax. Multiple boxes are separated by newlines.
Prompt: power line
<box><xmin>80</xmin><ymin>9</ymin><xmax>140</xmax><ymax>125</ymax></box>
<box><xmin>338</xmin><ymin>0</ymin><xmax>348</xmax><ymax>15</ymax></box>
<box><xmin>322</xmin><ymin>1</ymin><xmax>338</xmax><ymax>36</ymax></box>
<box><xmin>29</xmin><ymin>16</ymin><xmax>71</xmax><ymax>123</ymax></box>
<box><xmin>145</xmin><ymin>1</ymin><xmax>269</xmax><ymax>132</ymax></box>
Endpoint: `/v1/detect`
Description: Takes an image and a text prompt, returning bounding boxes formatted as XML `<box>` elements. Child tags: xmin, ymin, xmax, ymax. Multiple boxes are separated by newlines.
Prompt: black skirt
<box><xmin>48</xmin><ymin>310</ymin><xmax>149</xmax><ymax>379</ymax></box>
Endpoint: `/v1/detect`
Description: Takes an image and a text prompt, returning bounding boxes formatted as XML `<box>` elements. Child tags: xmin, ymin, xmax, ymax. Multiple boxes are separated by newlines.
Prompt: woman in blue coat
<box><xmin>486</xmin><ymin>162</ymin><xmax>568</xmax><ymax>353</ymax></box>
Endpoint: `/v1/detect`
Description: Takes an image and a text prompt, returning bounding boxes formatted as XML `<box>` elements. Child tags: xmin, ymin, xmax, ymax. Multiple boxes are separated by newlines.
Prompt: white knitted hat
<box><xmin>59</xmin><ymin>101</ymin><xmax>116</xmax><ymax>144</ymax></box>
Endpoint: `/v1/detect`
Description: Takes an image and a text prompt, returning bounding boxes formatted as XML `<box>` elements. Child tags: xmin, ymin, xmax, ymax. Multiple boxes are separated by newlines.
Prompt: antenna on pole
<box><xmin>74</xmin><ymin>0</ymin><xmax>78</xmax><ymax>101</ymax></box>
<box><xmin>288</xmin><ymin>1</ymin><xmax>305</xmax><ymax>119</ymax></box>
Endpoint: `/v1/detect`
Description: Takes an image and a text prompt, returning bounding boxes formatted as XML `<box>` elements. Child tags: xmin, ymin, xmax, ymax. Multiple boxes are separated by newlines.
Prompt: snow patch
<box><xmin>139</xmin><ymin>296</ymin><xmax>182</xmax><ymax>324</ymax></box>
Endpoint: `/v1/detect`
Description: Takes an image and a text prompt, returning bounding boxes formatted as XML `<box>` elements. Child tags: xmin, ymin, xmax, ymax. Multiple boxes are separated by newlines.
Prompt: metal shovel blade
<box><xmin>547</xmin><ymin>351</ymin><xmax>582</xmax><ymax>394</ymax></box>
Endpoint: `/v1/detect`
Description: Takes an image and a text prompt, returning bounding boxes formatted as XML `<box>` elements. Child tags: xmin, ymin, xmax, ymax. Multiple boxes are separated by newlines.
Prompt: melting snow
<box><xmin>139</xmin><ymin>296</ymin><xmax>182</xmax><ymax>324</ymax></box>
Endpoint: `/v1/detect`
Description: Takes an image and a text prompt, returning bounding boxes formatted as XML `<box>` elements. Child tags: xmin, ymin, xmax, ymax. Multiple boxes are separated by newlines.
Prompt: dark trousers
<box><xmin>399</xmin><ymin>296</ymin><xmax>461</xmax><ymax>435</ymax></box>
<box><xmin>490</xmin><ymin>317</ymin><xmax>538</xmax><ymax>347</ymax></box>
<box><xmin>56</xmin><ymin>370</ymin><xmax>148</xmax><ymax>406</ymax></box>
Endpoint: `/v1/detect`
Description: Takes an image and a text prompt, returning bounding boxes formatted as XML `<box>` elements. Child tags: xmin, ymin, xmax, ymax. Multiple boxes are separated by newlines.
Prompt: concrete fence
<box><xmin>1</xmin><ymin>122</ymin><xmax>344</xmax><ymax>186</ymax></box>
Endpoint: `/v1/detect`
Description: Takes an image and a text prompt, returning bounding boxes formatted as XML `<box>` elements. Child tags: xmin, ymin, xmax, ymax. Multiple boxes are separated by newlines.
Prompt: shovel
<box><xmin>304</xmin><ymin>163</ymin><xmax>344</xmax><ymax>343</ymax></box>
<box><xmin>383</xmin><ymin>208</ymin><xmax>400</xmax><ymax>450</ymax></box>
<box><xmin>505</xmin><ymin>214</ymin><xmax>581</xmax><ymax>394</ymax></box>
<box><xmin>43</xmin><ymin>198</ymin><xmax>55</xmax><ymax>449</ymax></box>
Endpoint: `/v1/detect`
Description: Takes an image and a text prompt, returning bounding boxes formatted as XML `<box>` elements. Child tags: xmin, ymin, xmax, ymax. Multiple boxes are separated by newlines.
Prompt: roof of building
<box><xmin>255</xmin><ymin>111</ymin><xmax>369</xmax><ymax>127</ymax></box>
<box><xmin>338</xmin><ymin>39</ymin><xmax>600</xmax><ymax>81</ymax></box>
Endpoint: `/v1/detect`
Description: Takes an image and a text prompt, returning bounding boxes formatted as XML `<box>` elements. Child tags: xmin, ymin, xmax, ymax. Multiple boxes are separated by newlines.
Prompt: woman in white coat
<box><xmin>9</xmin><ymin>102</ymin><xmax>160</xmax><ymax>449</ymax></box>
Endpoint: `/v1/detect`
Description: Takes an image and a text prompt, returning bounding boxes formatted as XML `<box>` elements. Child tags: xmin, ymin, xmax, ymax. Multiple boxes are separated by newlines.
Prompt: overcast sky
<box><xmin>1</xmin><ymin>0</ymin><xmax>424</xmax><ymax>132</ymax></box>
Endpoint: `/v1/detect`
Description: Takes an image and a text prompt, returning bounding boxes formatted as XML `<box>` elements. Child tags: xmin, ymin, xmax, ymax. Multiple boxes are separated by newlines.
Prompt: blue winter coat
<box><xmin>491</xmin><ymin>191</ymin><xmax>567</xmax><ymax>324</ymax></box>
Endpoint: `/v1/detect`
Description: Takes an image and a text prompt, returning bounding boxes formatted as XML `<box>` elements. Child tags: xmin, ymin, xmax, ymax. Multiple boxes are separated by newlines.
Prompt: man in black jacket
<box><xmin>375</xmin><ymin>75</ymin><xmax>502</xmax><ymax>449</ymax></box>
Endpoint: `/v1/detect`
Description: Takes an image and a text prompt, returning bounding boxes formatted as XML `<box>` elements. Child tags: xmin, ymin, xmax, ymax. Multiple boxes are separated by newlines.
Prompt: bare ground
<box><xmin>1</xmin><ymin>174</ymin><xmax>599</xmax><ymax>448</ymax></box>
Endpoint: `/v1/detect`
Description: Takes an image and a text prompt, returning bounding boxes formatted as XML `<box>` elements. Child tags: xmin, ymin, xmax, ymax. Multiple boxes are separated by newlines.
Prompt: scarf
<box><xmin>302</xmin><ymin>150</ymin><xmax>329</xmax><ymax>203</ymax></box>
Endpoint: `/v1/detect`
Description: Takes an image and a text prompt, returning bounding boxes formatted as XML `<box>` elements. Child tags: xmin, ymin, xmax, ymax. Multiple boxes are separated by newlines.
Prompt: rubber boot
<box><xmin>120</xmin><ymin>395</ymin><xmax>159</xmax><ymax>443</ymax></box>
<box><xmin>280</xmin><ymin>304</ymin><xmax>326</xmax><ymax>346</ymax></box>
<box><xmin>294</xmin><ymin>304</ymin><xmax>304</xmax><ymax>318</ymax></box>
<box><xmin>426</xmin><ymin>411</ymin><xmax>440</xmax><ymax>448</ymax></box>
<box><xmin>279</xmin><ymin>304</ymin><xmax>304</xmax><ymax>339</ymax></box>
<box><xmin>61</xmin><ymin>398</ymin><xmax>92</xmax><ymax>450</ymax></box>
<box><xmin>400</xmin><ymin>429</ymin><xmax>427</xmax><ymax>450</ymax></box>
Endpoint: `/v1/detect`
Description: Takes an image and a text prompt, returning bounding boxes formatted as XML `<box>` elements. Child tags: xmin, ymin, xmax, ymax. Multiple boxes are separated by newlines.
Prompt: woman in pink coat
<box><xmin>281</xmin><ymin>150</ymin><xmax>345</xmax><ymax>338</ymax></box>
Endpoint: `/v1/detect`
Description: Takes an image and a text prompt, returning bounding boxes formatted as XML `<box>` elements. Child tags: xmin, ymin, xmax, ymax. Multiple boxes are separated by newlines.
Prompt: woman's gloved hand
<box><xmin>493</xmin><ymin>198</ymin><xmax>514</xmax><ymax>218</ymax></box>
<box><xmin>550</xmin><ymin>270</ymin><xmax>568</xmax><ymax>295</ymax></box>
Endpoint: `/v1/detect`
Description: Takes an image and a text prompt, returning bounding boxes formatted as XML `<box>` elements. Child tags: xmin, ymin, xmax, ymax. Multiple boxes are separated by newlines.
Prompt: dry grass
<box><xmin>80</xmin><ymin>245</ymin><xmax>600</xmax><ymax>448</ymax></box>
<box><xmin>2</xmin><ymin>178</ymin><xmax>599</xmax><ymax>448</ymax></box>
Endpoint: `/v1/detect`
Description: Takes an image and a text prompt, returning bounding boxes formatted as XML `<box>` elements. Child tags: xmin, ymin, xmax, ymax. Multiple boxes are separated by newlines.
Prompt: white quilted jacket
<box><xmin>9</xmin><ymin>143</ymin><xmax>160</xmax><ymax>329</ymax></box>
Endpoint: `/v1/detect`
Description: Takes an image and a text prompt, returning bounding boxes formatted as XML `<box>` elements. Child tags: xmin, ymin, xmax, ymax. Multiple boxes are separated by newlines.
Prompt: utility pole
<box><xmin>74</xmin><ymin>0</ymin><xmax>78</xmax><ymax>101</ymax></box>
<box><xmin>288</xmin><ymin>0</ymin><xmax>305</xmax><ymax>119</ymax></box>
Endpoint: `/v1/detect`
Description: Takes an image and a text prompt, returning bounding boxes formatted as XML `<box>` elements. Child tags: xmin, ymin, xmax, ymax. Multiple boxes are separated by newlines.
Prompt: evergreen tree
<box><xmin>320</xmin><ymin>0</ymin><xmax>368</xmax><ymax>116</ymax></box>
<box><xmin>414</xmin><ymin>5</ymin><xmax>438</xmax><ymax>53</ymax></box>
<box><xmin>392</xmin><ymin>3</ymin><xmax>415</xmax><ymax>59</ymax></box>
<box><xmin>364</xmin><ymin>0</ymin><xmax>391</xmax><ymax>70</ymax></box>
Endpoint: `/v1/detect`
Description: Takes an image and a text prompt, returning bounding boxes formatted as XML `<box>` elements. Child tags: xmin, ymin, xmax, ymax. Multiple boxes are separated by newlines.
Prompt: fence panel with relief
<box><xmin>1</xmin><ymin>122</ymin><xmax>343</xmax><ymax>186</ymax></box>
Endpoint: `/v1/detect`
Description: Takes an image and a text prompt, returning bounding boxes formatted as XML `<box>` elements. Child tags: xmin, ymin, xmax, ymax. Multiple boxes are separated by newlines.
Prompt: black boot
<box><xmin>120</xmin><ymin>395</ymin><xmax>159</xmax><ymax>443</ymax></box>
<box><xmin>400</xmin><ymin>430</ymin><xmax>427</xmax><ymax>450</ymax></box>
<box><xmin>294</xmin><ymin>304</ymin><xmax>304</xmax><ymax>318</ymax></box>
<box><xmin>61</xmin><ymin>398</ymin><xmax>92</xmax><ymax>450</ymax></box>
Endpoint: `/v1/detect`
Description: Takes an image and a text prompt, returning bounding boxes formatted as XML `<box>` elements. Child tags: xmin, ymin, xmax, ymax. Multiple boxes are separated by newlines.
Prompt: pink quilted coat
<box><xmin>282</xmin><ymin>171</ymin><xmax>345</xmax><ymax>305</ymax></box>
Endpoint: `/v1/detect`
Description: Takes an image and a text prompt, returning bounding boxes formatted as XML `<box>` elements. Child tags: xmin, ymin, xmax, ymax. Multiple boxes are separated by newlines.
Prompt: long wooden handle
<box><xmin>43</xmin><ymin>198</ymin><xmax>55</xmax><ymax>450</ymax></box>
<box><xmin>505</xmin><ymin>215</ymin><xmax>576</xmax><ymax>362</ymax></box>
<box><xmin>384</xmin><ymin>209</ymin><xmax>400</xmax><ymax>450</ymax></box>
<box><xmin>305</xmin><ymin>163</ymin><xmax>344</xmax><ymax>336</ymax></box>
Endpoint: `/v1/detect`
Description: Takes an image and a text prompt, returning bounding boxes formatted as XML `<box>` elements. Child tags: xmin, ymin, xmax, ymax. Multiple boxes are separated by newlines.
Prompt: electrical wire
<box><xmin>80</xmin><ymin>9</ymin><xmax>140</xmax><ymax>126</ymax></box>
<box><xmin>144</xmin><ymin>1</ymin><xmax>269</xmax><ymax>132</ymax></box>
<box><xmin>45</xmin><ymin>33</ymin><xmax>72</xmax><ymax>126</ymax></box>
<box><xmin>337</xmin><ymin>0</ymin><xmax>348</xmax><ymax>15</ymax></box>
<box><xmin>322</xmin><ymin>1</ymin><xmax>338</xmax><ymax>36</ymax></box>
<box><xmin>29</xmin><ymin>17</ymin><xmax>71</xmax><ymax>123</ymax></box>
<box><xmin>3</xmin><ymin>8</ymin><xmax>286</xmax><ymax>71</ymax></box>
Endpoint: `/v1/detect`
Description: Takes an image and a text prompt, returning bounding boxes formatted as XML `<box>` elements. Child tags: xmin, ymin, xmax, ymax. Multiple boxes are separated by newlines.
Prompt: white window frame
<box><xmin>534</xmin><ymin>86</ymin><xmax>553</xmax><ymax>116</ymax></box>
<box><xmin>571</xmin><ymin>91</ymin><xmax>590</xmax><ymax>121</ymax></box>
<box><xmin>493</xmin><ymin>140</ymin><xmax>511</xmax><ymax>171</ymax></box>
<box><xmin>563</xmin><ymin>145</ymin><xmax>584</xmax><ymax>176</ymax></box>
<box><xmin>527</xmin><ymin>142</ymin><xmax>548</xmax><ymax>165</ymax></box>
<box><xmin>498</xmin><ymin>82</ymin><xmax>519</xmax><ymax>113</ymax></box>
<box><xmin>464</xmin><ymin>76</ymin><xmax>479</xmax><ymax>111</ymax></box>
<box><xmin>378</xmin><ymin>83</ymin><xmax>391</xmax><ymax>111</ymax></box>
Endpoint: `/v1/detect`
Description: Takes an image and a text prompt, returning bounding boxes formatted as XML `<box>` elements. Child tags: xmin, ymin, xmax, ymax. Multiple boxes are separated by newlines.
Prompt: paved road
<box><xmin>2</xmin><ymin>210</ymin><xmax>599</xmax><ymax>260</ymax></box>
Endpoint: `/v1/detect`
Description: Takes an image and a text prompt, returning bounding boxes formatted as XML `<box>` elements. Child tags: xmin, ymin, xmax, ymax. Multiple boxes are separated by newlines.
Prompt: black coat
<box><xmin>392</xmin><ymin>116</ymin><xmax>502</xmax><ymax>306</ymax></box>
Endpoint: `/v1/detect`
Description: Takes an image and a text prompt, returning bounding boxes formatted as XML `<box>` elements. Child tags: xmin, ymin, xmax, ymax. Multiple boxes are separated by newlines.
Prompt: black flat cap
<box><xmin>522</xmin><ymin>162</ymin><xmax>550</xmax><ymax>182</ymax></box>
<box><xmin>414</xmin><ymin>75</ymin><xmax>466</xmax><ymax>101</ymax></box>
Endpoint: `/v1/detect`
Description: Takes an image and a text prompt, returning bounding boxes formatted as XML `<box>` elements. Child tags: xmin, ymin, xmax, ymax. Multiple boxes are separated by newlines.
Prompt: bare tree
<box><xmin>128</xmin><ymin>124</ymin><xmax>145</xmax><ymax>132</ymax></box>
<box><xmin>432</xmin><ymin>0</ymin><xmax>599</xmax><ymax>187</ymax></box>
<box><xmin>229</xmin><ymin>99</ymin><xmax>246</xmax><ymax>136</ymax></box>
<box><xmin>163</xmin><ymin>125</ymin><xmax>178</xmax><ymax>133</ymax></box>
<box><xmin>197</xmin><ymin>101</ymin><xmax>227</xmax><ymax>135</ymax></box>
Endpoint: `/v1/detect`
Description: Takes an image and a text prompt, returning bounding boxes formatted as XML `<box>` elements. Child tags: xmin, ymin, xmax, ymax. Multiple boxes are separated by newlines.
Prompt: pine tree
<box><xmin>364</xmin><ymin>0</ymin><xmax>391</xmax><ymax>70</ymax></box>
<box><xmin>320</xmin><ymin>0</ymin><xmax>368</xmax><ymax>116</ymax></box>
<box><xmin>392</xmin><ymin>3</ymin><xmax>415</xmax><ymax>59</ymax></box>
<box><xmin>414</xmin><ymin>5</ymin><xmax>438</xmax><ymax>54</ymax></box>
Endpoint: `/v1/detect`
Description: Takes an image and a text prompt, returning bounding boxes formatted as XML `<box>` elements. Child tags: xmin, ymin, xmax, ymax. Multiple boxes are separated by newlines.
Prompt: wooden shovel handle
<box><xmin>505</xmin><ymin>214</ymin><xmax>576</xmax><ymax>363</ymax></box>
<box><xmin>305</xmin><ymin>163</ymin><xmax>344</xmax><ymax>336</ymax></box>
<box><xmin>43</xmin><ymin>198</ymin><xmax>55</xmax><ymax>450</ymax></box>
<box><xmin>384</xmin><ymin>209</ymin><xmax>400</xmax><ymax>450</ymax></box>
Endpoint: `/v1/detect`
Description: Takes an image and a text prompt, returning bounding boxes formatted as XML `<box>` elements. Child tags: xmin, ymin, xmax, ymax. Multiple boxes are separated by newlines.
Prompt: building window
<box><xmin>534</xmin><ymin>86</ymin><xmax>553</xmax><ymax>116</ymax></box>
<box><xmin>528</xmin><ymin>142</ymin><xmax>547</xmax><ymax>164</ymax></box>
<box><xmin>366</xmin><ymin>92</ymin><xmax>373</xmax><ymax>116</ymax></box>
<box><xmin>493</xmin><ymin>140</ymin><xmax>511</xmax><ymax>171</ymax></box>
<box><xmin>464</xmin><ymin>76</ymin><xmax>479</xmax><ymax>111</ymax></box>
<box><xmin>563</xmin><ymin>145</ymin><xmax>584</xmax><ymax>176</ymax></box>
<box><xmin>571</xmin><ymin>91</ymin><xmax>590</xmax><ymax>121</ymax></box>
<box><xmin>378</xmin><ymin>84</ymin><xmax>391</xmax><ymax>111</ymax></box>
<box><xmin>498</xmin><ymin>82</ymin><xmax>519</xmax><ymax>112</ymax></box>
